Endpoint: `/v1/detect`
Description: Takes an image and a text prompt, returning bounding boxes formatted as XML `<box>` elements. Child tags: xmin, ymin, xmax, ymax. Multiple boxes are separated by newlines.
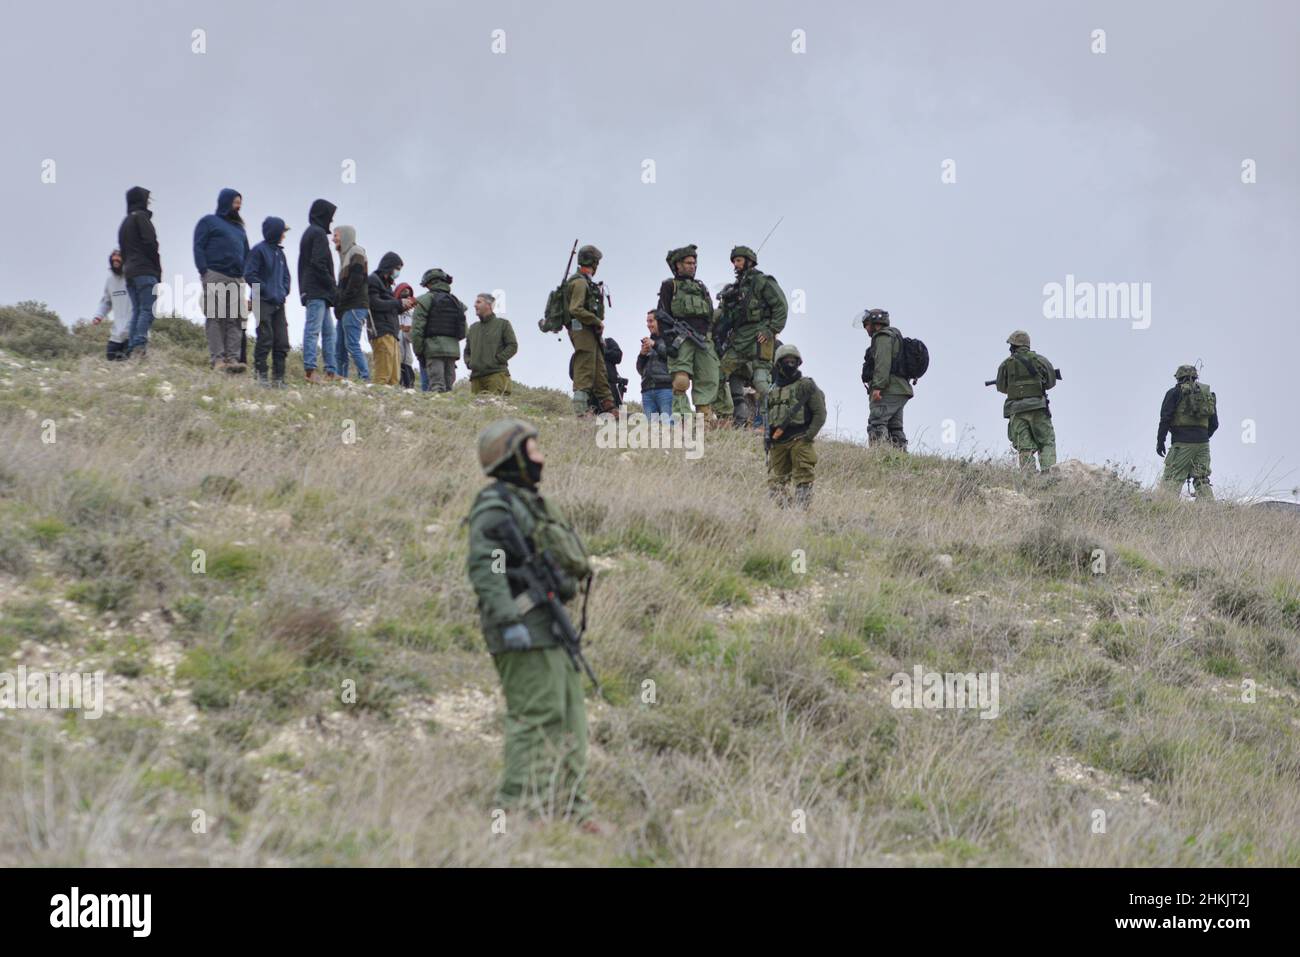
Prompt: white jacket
<box><xmin>96</xmin><ymin>270</ymin><xmax>131</xmax><ymax>343</ymax></box>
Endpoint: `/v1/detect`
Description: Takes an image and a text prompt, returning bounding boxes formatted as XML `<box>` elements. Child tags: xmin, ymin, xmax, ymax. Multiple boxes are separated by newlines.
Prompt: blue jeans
<box><xmin>335</xmin><ymin>309</ymin><xmax>370</xmax><ymax>381</ymax></box>
<box><xmin>419</xmin><ymin>362</ymin><xmax>430</xmax><ymax>392</ymax></box>
<box><xmin>303</xmin><ymin>299</ymin><xmax>337</xmax><ymax>374</ymax></box>
<box><xmin>126</xmin><ymin>275</ymin><xmax>158</xmax><ymax>353</ymax></box>
<box><xmin>642</xmin><ymin>388</ymin><xmax>674</xmax><ymax>423</ymax></box>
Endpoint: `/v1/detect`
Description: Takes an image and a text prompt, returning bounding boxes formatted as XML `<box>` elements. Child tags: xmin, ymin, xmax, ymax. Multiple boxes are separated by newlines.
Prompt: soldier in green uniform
<box><xmin>410</xmin><ymin>268</ymin><xmax>467</xmax><ymax>393</ymax></box>
<box><xmin>995</xmin><ymin>330</ymin><xmax>1058</xmax><ymax>472</ymax></box>
<box><xmin>766</xmin><ymin>344</ymin><xmax>827</xmax><ymax>510</ymax></box>
<box><xmin>566</xmin><ymin>245</ymin><xmax>616</xmax><ymax>417</ymax></box>
<box><xmin>657</xmin><ymin>245</ymin><xmax>719</xmax><ymax>420</ymax></box>
<box><xmin>715</xmin><ymin>245</ymin><xmax>788</xmax><ymax>428</ymax></box>
<box><xmin>1158</xmin><ymin>364</ymin><xmax>1218</xmax><ymax>500</ymax></box>
<box><xmin>860</xmin><ymin>308</ymin><xmax>913</xmax><ymax>450</ymax></box>
<box><xmin>466</xmin><ymin>419</ymin><xmax>600</xmax><ymax>827</ymax></box>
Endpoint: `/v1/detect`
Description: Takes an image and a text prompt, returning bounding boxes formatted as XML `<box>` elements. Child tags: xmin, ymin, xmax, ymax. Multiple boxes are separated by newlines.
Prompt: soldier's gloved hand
<box><xmin>1156</xmin><ymin>440</ymin><xmax>1166</xmax><ymax>458</ymax></box>
<box><xmin>502</xmin><ymin>623</ymin><xmax>532</xmax><ymax>651</ymax></box>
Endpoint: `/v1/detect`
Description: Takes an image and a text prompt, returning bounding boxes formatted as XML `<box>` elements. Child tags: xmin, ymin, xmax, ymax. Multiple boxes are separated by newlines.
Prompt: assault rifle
<box><xmin>485</xmin><ymin>515</ymin><xmax>603</xmax><ymax>697</ymax></box>
<box><xmin>984</xmin><ymin>368</ymin><xmax>1063</xmax><ymax>387</ymax></box>
<box><xmin>654</xmin><ymin>307</ymin><xmax>709</xmax><ymax>357</ymax></box>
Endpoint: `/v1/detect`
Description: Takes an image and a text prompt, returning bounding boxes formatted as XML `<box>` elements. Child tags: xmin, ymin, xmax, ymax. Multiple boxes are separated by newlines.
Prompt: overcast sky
<box><xmin>2</xmin><ymin>0</ymin><xmax>1296</xmax><ymax>495</ymax></box>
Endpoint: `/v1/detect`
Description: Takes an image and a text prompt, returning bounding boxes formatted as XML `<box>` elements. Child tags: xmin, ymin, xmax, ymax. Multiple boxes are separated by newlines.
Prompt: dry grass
<box><xmin>0</xmin><ymin>331</ymin><xmax>1297</xmax><ymax>866</ymax></box>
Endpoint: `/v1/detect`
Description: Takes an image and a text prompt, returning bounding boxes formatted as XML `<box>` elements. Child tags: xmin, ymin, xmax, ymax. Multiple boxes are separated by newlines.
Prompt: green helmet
<box><xmin>1007</xmin><ymin>330</ymin><xmax>1031</xmax><ymax>347</ymax></box>
<box><xmin>860</xmin><ymin>307</ymin><xmax>890</xmax><ymax>328</ymax></box>
<box><xmin>577</xmin><ymin>244</ymin><xmax>602</xmax><ymax>267</ymax></box>
<box><xmin>421</xmin><ymin>268</ymin><xmax>451</xmax><ymax>287</ymax></box>
<box><xmin>666</xmin><ymin>244</ymin><xmax>698</xmax><ymax>271</ymax></box>
<box><xmin>477</xmin><ymin>419</ymin><xmax>539</xmax><ymax>476</ymax></box>
<box><xmin>1175</xmin><ymin>364</ymin><xmax>1198</xmax><ymax>380</ymax></box>
<box><xmin>730</xmin><ymin>245</ymin><xmax>757</xmax><ymax>265</ymax></box>
<box><xmin>774</xmin><ymin>343</ymin><xmax>802</xmax><ymax>364</ymax></box>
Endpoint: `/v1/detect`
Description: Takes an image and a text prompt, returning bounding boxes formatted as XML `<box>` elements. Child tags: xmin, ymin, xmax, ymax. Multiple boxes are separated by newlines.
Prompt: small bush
<box><xmin>206</xmin><ymin>544</ymin><xmax>262</xmax><ymax>582</ymax></box>
<box><xmin>1016</xmin><ymin>524</ymin><xmax>1100</xmax><ymax>577</ymax></box>
<box><xmin>0</xmin><ymin>301</ymin><xmax>90</xmax><ymax>360</ymax></box>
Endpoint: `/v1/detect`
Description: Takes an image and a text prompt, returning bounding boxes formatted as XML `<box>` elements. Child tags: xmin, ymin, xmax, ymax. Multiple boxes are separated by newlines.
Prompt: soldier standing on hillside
<box><xmin>715</xmin><ymin>245</ymin><xmax>788</xmax><ymax>428</ymax></box>
<box><xmin>566</xmin><ymin>245</ymin><xmax>616</xmax><ymax>417</ymax></box>
<box><xmin>1158</xmin><ymin>364</ymin><xmax>1218</xmax><ymax>500</ymax></box>
<box><xmin>466</xmin><ymin>420</ymin><xmax>604</xmax><ymax>831</ymax></box>
<box><xmin>995</xmin><ymin>330</ymin><xmax>1058</xmax><ymax>472</ymax></box>
<box><xmin>860</xmin><ymin>308</ymin><xmax>913</xmax><ymax>451</ymax></box>
<box><xmin>766</xmin><ymin>344</ymin><xmax>827</xmax><ymax>509</ymax></box>
<box><xmin>657</xmin><ymin>245</ymin><xmax>719</xmax><ymax>420</ymax></box>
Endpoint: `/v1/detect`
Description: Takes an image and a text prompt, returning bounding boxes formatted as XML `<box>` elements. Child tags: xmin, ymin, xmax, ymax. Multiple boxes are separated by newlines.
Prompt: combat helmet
<box><xmin>774</xmin><ymin>343</ymin><xmax>802</xmax><ymax>365</ymax></box>
<box><xmin>421</xmin><ymin>268</ymin><xmax>452</xmax><ymax>287</ymax></box>
<box><xmin>1174</xmin><ymin>364</ymin><xmax>1198</xmax><ymax>380</ymax></box>
<box><xmin>1007</xmin><ymin>330</ymin><xmax>1031</xmax><ymax>347</ymax></box>
<box><xmin>730</xmin><ymin>245</ymin><xmax>757</xmax><ymax>265</ymax></box>
<box><xmin>859</xmin><ymin>308</ymin><xmax>890</xmax><ymax>328</ymax></box>
<box><xmin>477</xmin><ymin>419</ymin><xmax>539</xmax><ymax>476</ymax></box>
<box><xmin>666</xmin><ymin>244</ymin><xmax>698</xmax><ymax>271</ymax></box>
<box><xmin>577</xmin><ymin>244</ymin><xmax>602</xmax><ymax>267</ymax></box>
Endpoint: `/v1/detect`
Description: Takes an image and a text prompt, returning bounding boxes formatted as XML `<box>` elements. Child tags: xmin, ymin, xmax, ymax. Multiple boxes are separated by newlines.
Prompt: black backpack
<box><xmin>862</xmin><ymin>333</ymin><xmax>930</xmax><ymax>383</ymax></box>
<box><xmin>422</xmin><ymin>291</ymin><xmax>467</xmax><ymax>340</ymax></box>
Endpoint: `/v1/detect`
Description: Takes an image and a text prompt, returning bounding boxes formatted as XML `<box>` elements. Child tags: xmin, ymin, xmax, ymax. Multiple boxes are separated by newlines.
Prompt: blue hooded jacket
<box><xmin>193</xmin><ymin>188</ymin><xmax>250</xmax><ymax>278</ymax></box>
<box><xmin>244</xmin><ymin>217</ymin><xmax>292</xmax><ymax>304</ymax></box>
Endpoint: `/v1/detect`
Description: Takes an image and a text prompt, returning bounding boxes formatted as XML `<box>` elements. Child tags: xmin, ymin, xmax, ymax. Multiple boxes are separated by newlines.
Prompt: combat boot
<box><xmin>794</xmin><ymin>484</ymin><xmax>813</xmax><ymax>510</ymax></box>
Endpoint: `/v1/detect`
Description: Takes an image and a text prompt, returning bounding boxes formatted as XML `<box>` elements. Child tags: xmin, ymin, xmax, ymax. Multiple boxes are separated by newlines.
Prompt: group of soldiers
<box><xmin>989</xmin><ymin>331</ymin><xmax>1218</xmax><ymax>500</ymax></box>
<box><xmin>468</xmin><ymin>246</ymin><xmax>1223</xmax><ymax>833</ymax></box>
<box><xmin>558</xmin><ymin>242</ymin><xmax>1221</xmax><ymax>511</ymax></box>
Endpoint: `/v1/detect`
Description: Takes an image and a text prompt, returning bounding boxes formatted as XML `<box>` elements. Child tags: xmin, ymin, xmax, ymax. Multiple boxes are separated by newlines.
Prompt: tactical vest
<box><xmin>670</xmin><ymin>278</ymin><xmax>712</xmax><ymax>322</ymax></box>
<box><xmin>423</xmin><ymin>290</ymin><xmax>466</xmax><ymax>339</ymax></box>
<box><xmin>1172</xmin><ymin>381</ymin><xmax>1213</xmax><ymax>429</ymax></box>
<box><xmin>735</xmin><ymin>270</ymin><xmax>771</xmax><ymax>327</ymax></box>
<box><xmin>470</xmin><ymin>481</ymin><xmax>592</xmax><ymax>584</ymax></box>
<box><xmin>572</xmin><ymin>274</ymin><xmax>604</xmax><ymax>324</ymax></box>
<box><xmin>768</xmin><ymin>377</ymin><xmax>813</xmax><ymax>432</ymax></box>
<box><xmin>1005</xmin><ymin>350</ymin><xmax>1046</xmax><ymax>400</ymax></box>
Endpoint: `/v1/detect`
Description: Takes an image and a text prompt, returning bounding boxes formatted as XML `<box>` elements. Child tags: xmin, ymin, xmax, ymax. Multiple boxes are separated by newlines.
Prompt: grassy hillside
<box><xmin>1</xmin><ymin>310</ymin><xmax>1298</xmax><ymax>866</ymax></box>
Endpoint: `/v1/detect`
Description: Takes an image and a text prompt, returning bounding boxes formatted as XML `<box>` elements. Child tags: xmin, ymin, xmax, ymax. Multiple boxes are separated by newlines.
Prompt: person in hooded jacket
<box><xmin>298</xmin><ymin>199</ymin><xmax>338</xmax><ymax>382</ymax></box>
<box><xmin>367</xmin><ymin>252</ymin><xmax>410</xmax><ymax>386</ymax></box>
<box><xmin>393</xmin><ymin>282</ymin><xmax>417</xmax><ymax>388</ymax></box>
<box><xmin>117</xmin><ymin>186</ymin><xmax>161</xmax><ymax>359</ymax></box>
<box><xmin>92</xmin><ymin>250</ymin><xmax>132</xmax><ymax>361</ymax></box>
<box><xmin>244</xmin><ymin>217</ymin><xmax>293</xmax><ymax>387</ymax></box>
<box><xmin>194</xmin><ymin>188</ymin><xmax>251</xmax><ymax>372</ymax></box>
<box><xmin>333</xmin><ymin>225</ymin><xmax>370</xmax><ymax>382</ymax></box>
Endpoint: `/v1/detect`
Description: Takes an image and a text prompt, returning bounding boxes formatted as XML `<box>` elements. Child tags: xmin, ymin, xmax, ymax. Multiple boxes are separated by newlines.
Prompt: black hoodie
<box><xmin>367</xmin><ymin>252</ymin><xmax>404</xmax><ymax>338</ymax></box>
<box><xmin>118</xmin><ymin>186</ymin><xmax>161</xmax><ymax>280</ymax></box>
<box><xmin>297</xmin><ymin>199</ymin><xmax>338</xmax><ymax>305</ymax></box>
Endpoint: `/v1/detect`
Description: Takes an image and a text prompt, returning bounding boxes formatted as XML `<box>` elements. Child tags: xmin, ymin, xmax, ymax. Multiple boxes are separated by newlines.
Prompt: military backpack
<box><xmin>863</xmin><ymin>330</ymin><xmax>930</xmax><ymax>382</ymax></box>
<box><xmin>1173</xmin><ymin>381</ymin><xmax>1215</xmax><ymax>428</ymax></box>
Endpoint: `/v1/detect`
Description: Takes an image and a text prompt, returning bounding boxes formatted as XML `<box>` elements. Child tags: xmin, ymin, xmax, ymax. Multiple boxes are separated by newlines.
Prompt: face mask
<box><xmin>525</xmin><ymin>458</ymin><xmax>544</xmax><ymax>486</ymax></box>
<box><xmin>391</xmin><ymin>269</ymin><xmax>400</xmax><ymax>280</ymax></box>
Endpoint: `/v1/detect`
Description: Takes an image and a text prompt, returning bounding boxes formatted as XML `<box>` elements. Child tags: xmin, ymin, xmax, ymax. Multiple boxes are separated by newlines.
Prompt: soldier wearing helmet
<box><xmin>1157</xmin><ymin>364</ymin><xmax>1218</xmax><ymax>500</ymax></box>
<box><xmin>465</xmin><ymin>419</ymin><xmax>602</xmax><ymax>828</ymax></box>
<box><xmin>994</xmin><ymin>329</ymin><xmax>1058</xmax><ymax>472</ymax></box>
<box><xmin>765</xmin><ymin>343</ymin><xmax>827</xmax><ymax>509</ymax></box>
<box><xmin>713</xmin><ymin>244</ymin><xmax>788</xmax><ymax>428</ymax></box>
<box><xmin>564</xmin><ymin>244</ymin><xmax>616</xmax><ymax>417</ymax></box>
<box><xmin>859</xmin><ymin>307</ymin><xmax>914</xmax><ymax>451</ymax></box>
<box><xmin>656</xmin><ymin>244</ymin><xmax>720</xmax><ymax>421</ymax></box>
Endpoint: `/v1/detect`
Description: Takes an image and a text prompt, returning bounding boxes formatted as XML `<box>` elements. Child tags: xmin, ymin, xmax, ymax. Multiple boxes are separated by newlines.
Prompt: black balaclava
<box><xmin>775</xmin><ymin>359</ymin><xmax>802</xmax><ymax>386</ymax></box>
<box><xmin>494</xmin><ymin>447</ymin><xmax>543</xmax><ymax>489</ymax></box>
